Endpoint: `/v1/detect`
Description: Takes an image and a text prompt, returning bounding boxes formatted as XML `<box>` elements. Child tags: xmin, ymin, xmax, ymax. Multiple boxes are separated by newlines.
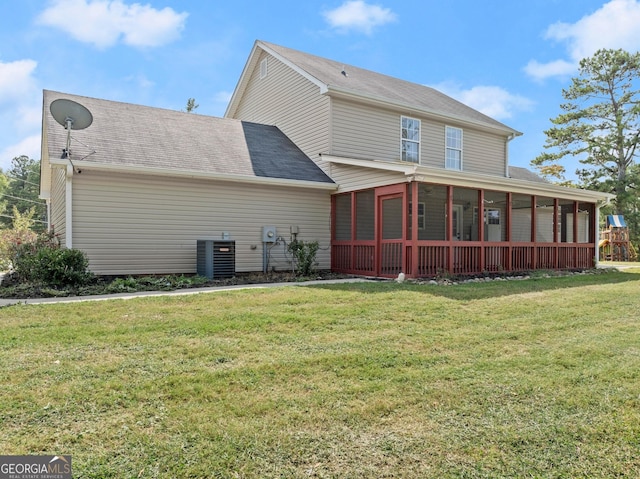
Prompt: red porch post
<box><xmin>447</xmin><ymin>185</ymin><xmax>454</xmax><ymax>275</ymax></box>
<box><xmin>573</xmin><ymin>200</ymin><xmax>579</xmax><ymax>267</ymax></box>
<box><xmin>411</xmin><ymin>181</ymin><xmax>419</xmax><ymax>277</ymax></box>
<box><xmin>554</xmin><ymin>198</ymin><xmax>559</xmax><ymax>269</ymax></box>
<box><xmin>506</xmin><ymin>192</ymin><xmax>513</xmax><ymax>271</ymax></box>
<box><xmin>479</xmin><ymin>189</ymin><xmax>485</xmax><ymax>272</ymax></box>
<box><xmin>531</xmin><ymin>195</ymin><xmax>537</xmax><ymax>269</ymax></box>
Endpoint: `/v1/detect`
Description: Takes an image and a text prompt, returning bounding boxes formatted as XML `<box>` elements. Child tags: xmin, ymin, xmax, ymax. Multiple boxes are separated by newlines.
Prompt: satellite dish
<box><xmin>50</xmin><ymin>98</ymin><xmax>93</xmax><ymax>130</ymax></box>
<box><xmin>49</xmin><ymin>98</ymin><xmax>93</xmax><ymax>160</ymax></box>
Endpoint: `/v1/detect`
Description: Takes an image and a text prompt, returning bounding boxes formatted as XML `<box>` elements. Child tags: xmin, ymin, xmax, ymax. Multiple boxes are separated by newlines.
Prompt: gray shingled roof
<box><xmin>258</xmin><ymin>41</ymin><xmax>520</xmax><ymax>135</ymax></box>
<box><xmin>42</xmin><ymin>90</ymin><xmax>334</xmax><ymax>184</ymax></box>
<box><xmin>508</xmin><ymin>166</ymin><xmax>548</xmax><ymax>183</ymax></box>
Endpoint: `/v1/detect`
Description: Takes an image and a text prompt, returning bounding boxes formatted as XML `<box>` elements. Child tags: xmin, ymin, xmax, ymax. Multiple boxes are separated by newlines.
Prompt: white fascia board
<box><xmin>224</xmin><ymin>42</ymin><xmax>262</xmax><ymax>118</ymax></box>
<box><xmin>322</xmin><ymin>154</ymin><xmax>613</xmax><ymax>203</ymax></box>
<box><xmin>256</xmin><ymin>41</ymin><xmax>329</xmax><ymax>93</ymax></box>
<box><xmin>49</xmin><ymin>159</ymin><xmax>337</xmax><ymax>191</ymax></box>
<box><xmin>225</xmin><ymin>41</ymin><xmax>328</xmax><ymax>118</ymax></box>
<box><xmin>321</xmin><ymin>154</ymin><xmax>417</xmax><ymax>175</ymax></box>
<box><xmin>325</xmin><ymin>86</ymin><xmax>522</xmax><ymax>137</ymax></box>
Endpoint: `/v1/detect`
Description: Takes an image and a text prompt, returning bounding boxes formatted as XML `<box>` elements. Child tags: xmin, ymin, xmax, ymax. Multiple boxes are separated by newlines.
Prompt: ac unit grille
<box><xmin>196</xmin><ymin>240</ymin><xmax>235</xmax><ymax>279</ymax></box>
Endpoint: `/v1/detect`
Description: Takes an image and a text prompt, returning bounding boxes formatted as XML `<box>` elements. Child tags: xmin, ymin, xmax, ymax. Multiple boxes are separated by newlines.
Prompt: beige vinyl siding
<box><xmin>233</xmin><ymin>52</ymin><xmax>331</xmax><ymax>170</ymax></box>
<box><xmin>424</xmin><ymin>123</ymin><xmax>505</xmax><ymax>176</ymax></box>
<box><xmin>329</xmin><ymin>163</ymin><xmax>406</xmax><ymax>192</ymax></box>
<box><xmin>331</xmin><ymin>99</ymin><xmax>508</xmax><ymax>177</ymax></box>
<box><xmin>71</xmin><ymin>171</ymin><xmax>331</xmax><ymax>275</ymax></box>
<box><xmin>50</xmin><ymin>167</ymin><xmax>67</xmax><ymax>245</ymax></box>
<box><xmin>461</xmin><ymin>128</ymin><xmax>506</xmax><ymax>176</ymax></box>
<box><xmin>331</xmin><ymin>99</ymin><xmax>399</xmax><ymax>161</ymax></box>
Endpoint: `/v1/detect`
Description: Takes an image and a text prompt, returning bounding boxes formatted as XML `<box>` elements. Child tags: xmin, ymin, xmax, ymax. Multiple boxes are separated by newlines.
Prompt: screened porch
<box><xmin>331</xmin><ymin>182</ymin><xmax>597</xmax><ymax>278</ymax></box>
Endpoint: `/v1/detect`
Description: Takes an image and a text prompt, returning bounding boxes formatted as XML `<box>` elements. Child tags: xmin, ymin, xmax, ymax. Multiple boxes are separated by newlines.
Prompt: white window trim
<box><xmin>260</xmin><ymin>58</ymin><xmax>268</xmax><ymax>79</ymax></box>
<box><xmin>401</xmin><ymin>116</ymin><xmax>421</xmax><ymax>164</ymax></box>
<box><xmin>445</xmin><ymin>125</ymin><xmax>463</xmax><ymax>170</ymax></box>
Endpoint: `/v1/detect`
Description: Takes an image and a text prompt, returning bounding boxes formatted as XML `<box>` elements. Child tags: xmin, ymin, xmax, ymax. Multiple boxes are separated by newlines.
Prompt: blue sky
<box><xmin>2</xmin><ymin>0</ymin><xmax>640</xmax><ymax>177</ymax></box>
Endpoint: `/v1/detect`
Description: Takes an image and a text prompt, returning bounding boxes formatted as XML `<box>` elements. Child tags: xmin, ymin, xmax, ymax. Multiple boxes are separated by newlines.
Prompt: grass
<box><xmin>1</xmin><ymin>269</ymin><xmax>640</xmax><ymax>477</ymax></box>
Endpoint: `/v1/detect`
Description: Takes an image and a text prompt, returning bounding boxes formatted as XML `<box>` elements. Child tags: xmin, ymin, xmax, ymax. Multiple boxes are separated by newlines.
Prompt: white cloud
<box><xmin>323</xmin><ymin>1</ymin><xmax>397</xmax><ymax>34</ymax></box>
<box><xmin>0</xmin><ymin>59</ymin><xmax>41</xmax><ymax>169</ymax></box>
<box><xmin>214</xmin><ymin>91</ymin><xmax>232</xmax><ymax>103</ymax></box>
<box><xmin>37</xmin><ymin>0</ymin><xmax>188</xmax><ymax>49</ymax></box>
<box><xmin>1</xmin><ymin>135</ymin><xmax>42</xmax><ymax>168</ymax></box>
<box><xmin>526</xmin><ymin>0</ymin><xmax>640</xmax><ymax>80</ymax></box>
<box><xmin>431</xmin><ymin>82</ymin><xmax>534</xmax><ymax>120</ymax></box>
<box><xmin>0</xmin><ymin>59</ymin><xmax>38</xmax><ymax>103</ymax></box>
<box><xmin>523</xmin><ymin>59</ymin><xmax>576</xmax><ymax>82</ymax></box>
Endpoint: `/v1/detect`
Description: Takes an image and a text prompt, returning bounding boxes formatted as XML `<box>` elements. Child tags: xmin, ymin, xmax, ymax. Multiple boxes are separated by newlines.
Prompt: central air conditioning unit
<box><xmin>196</xmin><ymin>240</ymin><xmax>235</xmax><ymax>279</ymax></box>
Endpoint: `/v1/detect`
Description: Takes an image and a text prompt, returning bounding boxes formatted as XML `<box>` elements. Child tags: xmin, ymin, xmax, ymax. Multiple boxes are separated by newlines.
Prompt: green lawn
<box><xmin>1</xmin><ymin>270</ymin><xmax>640</xmax><ymax>478</ymax></box>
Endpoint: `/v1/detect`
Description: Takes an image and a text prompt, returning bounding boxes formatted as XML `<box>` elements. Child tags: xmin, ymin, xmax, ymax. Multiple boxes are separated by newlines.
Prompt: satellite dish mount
<box><xmin>49</xmin><ymin>98</ymin><xmax>93</xmax><ymax>161</ymax></box>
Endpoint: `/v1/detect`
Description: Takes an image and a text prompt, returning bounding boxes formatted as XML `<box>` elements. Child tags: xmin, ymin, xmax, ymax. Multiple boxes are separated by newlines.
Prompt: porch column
<box><xmin>350</xmin><ymin>192</ymin><xmax>357</xmax><ymax>271</ymax></box>
<box><xmin>411</xmin><ymin>181</ymin><xmax>419</xmax><ymax>277</ymax></box>
<box><xmin>573</xmin><ymin>201</ymin><xmax>579</xmax><ymax>267</ymax></box>
<box><xmin>531</xmin><ymin>195</ymin><xmax>537</xmax><ymax>269</ymax></box>
<box><xmin>595</xmin><ymin>202</ymin><xmax>601</xmax><ymax>264</ymax></box>
<box><xmin>447</xmin><ymin>186</ymin><xmax>454</xmax><ymax>275</ymax></box>
<box><xmin>553</xmin><ymin>198</ymin><xmax>559</xmax><ymax>269</ymax></box>
<box><xmin>506</xmin><ymin>192</ymin><xmax>513</xmax><ymax>271</ymax></box>
<box><xmin>479</xmin><ymin>189</ymin><xmax>485</xmax><ymax>272</ymax></box>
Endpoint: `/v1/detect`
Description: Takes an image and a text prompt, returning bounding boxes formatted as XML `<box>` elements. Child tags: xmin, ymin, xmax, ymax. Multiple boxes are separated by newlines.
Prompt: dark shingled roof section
<box><xmin>260</xmin><ymin>41</ymin><xmax>520</xmax><ymax>135</ymax></box>
<box><xmin>43</xmin><ymin>90</ymin><xmax>334</xmax><ymax>184</ymax></box>
<box><xmin>241</xmin><ymin>121</ymin><xmax>330</xmax><ymax>181</ymax></box>
<box><xmin>509</xmin><ymin>166</ymin><xmax>548</xmax><ymax>183</ymax></box>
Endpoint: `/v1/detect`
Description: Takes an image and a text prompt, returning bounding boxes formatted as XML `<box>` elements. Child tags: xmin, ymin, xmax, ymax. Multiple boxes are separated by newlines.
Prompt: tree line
<box><xmin>0</xmin><ymin>155</ymin><xmax>46</xmax><ymax>232</ymax></box>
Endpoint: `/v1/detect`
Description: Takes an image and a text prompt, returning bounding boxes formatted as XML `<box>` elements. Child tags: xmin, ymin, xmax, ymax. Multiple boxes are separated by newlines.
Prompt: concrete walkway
<box><xmin>0</xmin><ymin>277</ymin><xmax>371</xmax><ymax>308</ymax></box>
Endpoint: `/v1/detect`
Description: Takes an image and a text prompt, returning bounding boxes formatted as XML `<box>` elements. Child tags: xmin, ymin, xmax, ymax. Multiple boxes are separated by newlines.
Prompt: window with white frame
<box><xmin>445</xmin><ymin>126</ymin><xmax>462</xmax><ymax>170</ymax></box>
<box><xmin>401</xmin><ymin>116</ymin><xmax>420</xmax><ymax>163</ymax></box>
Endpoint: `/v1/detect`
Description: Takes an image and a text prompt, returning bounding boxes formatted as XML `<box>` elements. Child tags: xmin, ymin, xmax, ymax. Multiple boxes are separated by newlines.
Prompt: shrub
<box><xmin>287</xmin><ymin>239</ymin><xmax>319</xmax><ymax>276</ymax></box>
<box><xmin>13</xmin><ymin>245</ymin><xmax>93</xmax><ymax>287</ymax></box>
<box><xmin>0</xmin><ymin>207</ymin><xmax>41</xmax><ymax>270</ymax></box>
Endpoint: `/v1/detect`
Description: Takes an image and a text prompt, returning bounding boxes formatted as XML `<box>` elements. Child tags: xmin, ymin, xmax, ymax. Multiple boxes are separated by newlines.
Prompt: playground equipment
<box><xmin>599</xmin><ymin>215</ymin><xmax>637</xmax><ymax>261</ymax></box>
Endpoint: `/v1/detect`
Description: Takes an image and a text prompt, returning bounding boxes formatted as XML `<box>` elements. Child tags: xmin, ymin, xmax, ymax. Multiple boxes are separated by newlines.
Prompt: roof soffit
<box><xmin>322</xmin><ymin>154</ymin><xmax>613</xmax><ymax>203</ymax></box>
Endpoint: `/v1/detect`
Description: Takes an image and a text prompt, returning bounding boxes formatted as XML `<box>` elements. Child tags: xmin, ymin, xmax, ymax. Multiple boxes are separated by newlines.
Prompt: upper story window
<box><xmin>401</xmin><ymin>116</ymin><xmax>420</xmax><ymax>163</ymax></box>
<box><xmin>445</xmin><ymin>126</ymin><xmax>463</xmax><ymax>170</ymax></box>
<box><xmin>260</xmin><ymin>58</ymin><xmax>268</xmax><ymax>79</ymax></box>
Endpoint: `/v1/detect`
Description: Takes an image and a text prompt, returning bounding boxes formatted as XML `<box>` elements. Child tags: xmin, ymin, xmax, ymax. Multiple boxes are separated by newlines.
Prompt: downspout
<box><xmin>65</xmin><ymin>163</ymin><xmax>73</xmax><ymax>248</ymax></box>
<box><xmin>594</xmin><ymin>197</ymin><xmax>610</xmax><ymax>265</ymax></box>
<box><xmin>504</xmin><ymin>133</ymin><xmax>515</xmax><ymax>177</ymax></box>
<box><xmin>595</xmin><ymin>202</ymin><xmax>601</xmax><ymax>265</ymax></box>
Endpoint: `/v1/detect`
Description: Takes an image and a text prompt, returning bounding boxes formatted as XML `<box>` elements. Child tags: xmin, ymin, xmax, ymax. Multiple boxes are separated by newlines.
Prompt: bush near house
<box><xmin>288</xmin><ymin>239</ymin><xmax>319</xmax><ymax>276</ymax></box>
<box><xmin>0</xmin><ymin>210</ymin><xmax>94</xmax><ymax>289</ymax></box>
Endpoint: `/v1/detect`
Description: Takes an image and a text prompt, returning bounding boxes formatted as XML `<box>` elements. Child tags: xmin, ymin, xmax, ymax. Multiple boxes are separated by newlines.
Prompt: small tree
<box><xmin>184</xmin><ymin>98</ymin><xmax>199</xmax><ymax>113</ymax></box>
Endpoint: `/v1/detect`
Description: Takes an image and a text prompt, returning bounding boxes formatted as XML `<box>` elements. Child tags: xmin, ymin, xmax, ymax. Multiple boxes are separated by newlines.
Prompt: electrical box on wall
<box><xmin>262</xmin><ymin>226</ymin><xmax>277</xmax><ymax>243</ymax></box>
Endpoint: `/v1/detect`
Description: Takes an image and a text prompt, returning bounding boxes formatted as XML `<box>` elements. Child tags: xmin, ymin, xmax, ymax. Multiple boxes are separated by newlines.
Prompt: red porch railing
<box><xmin>332</xmin><ymin>241</ymin><xmax>596</xmax><ymax>278</ymax></box>
<box><xmin>331</xmin><ymin>241</ymin><xmax>376</xmax><ymax>276</ymax></box>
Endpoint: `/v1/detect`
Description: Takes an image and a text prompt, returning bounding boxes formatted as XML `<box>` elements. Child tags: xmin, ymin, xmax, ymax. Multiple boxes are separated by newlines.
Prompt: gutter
<box><xmin>49</xmin><ymin>159</ymin><xmax>338</xmax><ymax>191</ymax></box>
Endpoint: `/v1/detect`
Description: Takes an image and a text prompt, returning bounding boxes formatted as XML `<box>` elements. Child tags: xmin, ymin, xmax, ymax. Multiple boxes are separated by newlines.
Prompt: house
<box><xmin>225</xmin><ymin>41</ymin><xmax>613</xmax><ymax>277</ymax></box>
<box><xmin>40</xmin><ymin>40</ymin><xmax>613</xmax><ymax>278</ymax></box>
<box><xmin>40</xmin><ymin>90</ymin><xmax>335</xmax><ymax>276</ymax></box>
